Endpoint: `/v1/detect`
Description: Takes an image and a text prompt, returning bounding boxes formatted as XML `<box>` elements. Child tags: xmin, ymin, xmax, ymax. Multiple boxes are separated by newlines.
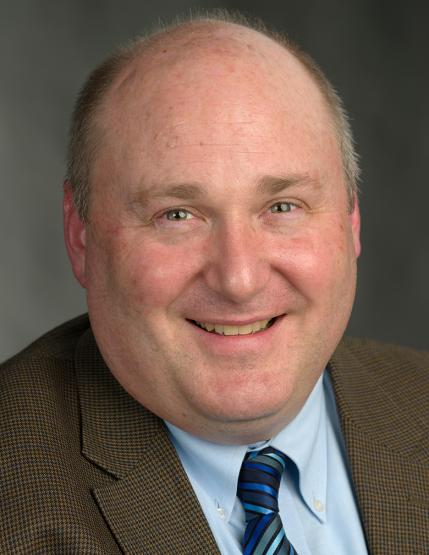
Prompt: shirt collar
<box><xmin>272</xmin><ymin>373</ymin><xmax>328</xmax><ymax>522</ymax></box>
<box><xmin>165</xmin><ymin>371</ymin><xmax>328</xmax><ymax>524</ymax></box>
<box><xmin>165</xmin><ymin>421</ymin><xmax>247</xmax><ymax>522</ymax></box>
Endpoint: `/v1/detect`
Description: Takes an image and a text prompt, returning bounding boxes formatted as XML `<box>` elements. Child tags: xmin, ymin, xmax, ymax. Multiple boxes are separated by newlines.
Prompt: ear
<box><xmin>349</xmin><ymin>193</ymin><xmax>361</xmax><ymax>258</ymax></box>
<box><xmin>63</xmin><ymin>181</ymin><xmax>87</xmax><ymax>288</ymax></box>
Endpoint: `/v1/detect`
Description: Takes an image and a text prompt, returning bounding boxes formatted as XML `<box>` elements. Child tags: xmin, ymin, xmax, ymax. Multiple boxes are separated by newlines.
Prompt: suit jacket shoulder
<box><xmin>0</xmin><ymin>315</ymin><xmax>219</xmax><ymax>554</ymax></box>
<box><xmin>328</xmin><ymin>336</ymin><xmax>429</xmax><ymax>554</ymax></box>
<box><xmin>331</xmin><ymin>336</ymin><xmax>428</xmax><ymax>457</ymax></box>
<box><xmin>0</xmin><ymin>316</ymin><xmax>122</xmax><ymax>553</ymax></box>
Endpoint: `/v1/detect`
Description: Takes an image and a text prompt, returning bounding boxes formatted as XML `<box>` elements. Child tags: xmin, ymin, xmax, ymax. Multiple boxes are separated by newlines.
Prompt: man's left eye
<box><xmin>165</xmin><ymin>209</ymin><xmax>193</xmax><ymax>221</ymax></box>
<box><xmin>269</xmin><ymin>202</ymin><xmax>297</xmax><ymax>213</ymax></box>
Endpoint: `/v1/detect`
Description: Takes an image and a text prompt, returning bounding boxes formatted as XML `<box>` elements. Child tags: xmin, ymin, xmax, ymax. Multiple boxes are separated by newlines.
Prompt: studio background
<box><xmin>1</xmin><ymin>1</ymin><xmax>428</xmax><ymax>362</ymax></box>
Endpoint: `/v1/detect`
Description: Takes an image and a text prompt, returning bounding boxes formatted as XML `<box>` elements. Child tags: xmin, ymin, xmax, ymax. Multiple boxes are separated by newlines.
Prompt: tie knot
<box><xmin>237</xmin><ymin>447</ymin><xmax>287</xmax><ymax>522</ymax></box>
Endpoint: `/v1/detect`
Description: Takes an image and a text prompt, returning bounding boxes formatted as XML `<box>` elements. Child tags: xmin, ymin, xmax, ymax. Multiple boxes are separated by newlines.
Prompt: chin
<box><xmin>185</xmin><ymin>366</ymin><xmax>317</xmax><ymax>442</ymax></box>
<box><xmin>192</xmin><ymin>405</ymin><xmax>290</xmax><ymax>445</ymax></box>
<box><xmin>198</xmin><ymin>391</ymin><xmax>292</xmax><ymax>428</ymax></box>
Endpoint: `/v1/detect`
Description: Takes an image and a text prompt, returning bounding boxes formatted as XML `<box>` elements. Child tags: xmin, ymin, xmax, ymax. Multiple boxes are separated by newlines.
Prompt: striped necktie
<box><xmin>237</xmin><ymin>446</ymin><xmax>299</xmax><ymax>555</ymax></box>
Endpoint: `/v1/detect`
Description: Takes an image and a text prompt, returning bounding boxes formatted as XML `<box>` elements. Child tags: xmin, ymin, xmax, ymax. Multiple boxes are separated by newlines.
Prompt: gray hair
<box><xmin>66</xmin><ymin>10</ymin><xmax>360</xmax><ymax>221</ymax></box>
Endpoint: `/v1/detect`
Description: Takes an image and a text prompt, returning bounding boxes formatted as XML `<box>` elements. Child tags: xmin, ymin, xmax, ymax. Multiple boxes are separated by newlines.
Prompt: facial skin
<box><xmin>64</xmin><ymin>24</ymin><xmax>361</xmax><ymax>444</ymax></box>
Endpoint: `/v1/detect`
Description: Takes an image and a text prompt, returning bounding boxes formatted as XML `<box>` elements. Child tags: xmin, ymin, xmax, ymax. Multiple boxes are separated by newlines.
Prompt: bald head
<box><xmin>67</xmin><ymin>14</ymin><xmax>359</xmax><ymax>220</ymax></box>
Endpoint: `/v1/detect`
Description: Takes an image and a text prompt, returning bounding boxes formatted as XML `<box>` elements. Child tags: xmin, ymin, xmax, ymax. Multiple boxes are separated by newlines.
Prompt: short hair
<box><xmin>66</xmin><ymin>10</ymin><xmax>360</xmax><ymax>221</ymax></box>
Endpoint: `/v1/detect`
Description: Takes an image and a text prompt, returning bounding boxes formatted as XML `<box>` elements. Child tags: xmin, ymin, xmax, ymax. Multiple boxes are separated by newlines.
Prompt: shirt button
<box><xmin>313</xmin><ymin>499</ymin><xmax>325</xmax><ymax>512</ymax></box>
<box><xmin>215</xmin><ymin>500</ymin><xmax>226</xmax><ymax>519</ymax></box>
<box><xmin>216</xmin><ymin>506</ymin><xmax>226</xmax><ymax>519</ymax></box>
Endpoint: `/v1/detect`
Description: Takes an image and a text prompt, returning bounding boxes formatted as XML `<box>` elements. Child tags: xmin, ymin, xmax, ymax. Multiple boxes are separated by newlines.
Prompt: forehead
<box><xmin>94</xmin><ymin>25</ymin><xmax>340</xmax><ymax>190</ymax></box>
<box><xmin>105</xmin><ymin>25</ymin><xmax>332</xmax><ymax>127</ymax></box>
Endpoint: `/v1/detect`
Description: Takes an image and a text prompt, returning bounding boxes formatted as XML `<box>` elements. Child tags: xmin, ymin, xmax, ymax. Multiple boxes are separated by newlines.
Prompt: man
<box><xmin>1</xmin><ymin>12</ymin><xmax>427</xmax><ymax>555</ymax></box>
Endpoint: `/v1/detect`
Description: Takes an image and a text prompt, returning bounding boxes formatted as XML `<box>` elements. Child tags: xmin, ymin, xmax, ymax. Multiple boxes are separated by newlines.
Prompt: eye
<box><xmin>269</xmin><ymin>201</ymin><xmax>297</xmax><ymax>213</ymax></box>
<box><xmin>164</xmin><ymin>208</ymin><xmax>194</xmax><ymax>221</ymax></box>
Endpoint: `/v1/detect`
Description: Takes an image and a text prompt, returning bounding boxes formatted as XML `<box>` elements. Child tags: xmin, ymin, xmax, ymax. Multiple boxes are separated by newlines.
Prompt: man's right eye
<box><xmin>269</xmin><ymin>201</ymin><xmax>297</xmax><ymax>213</ymax></box>
<box><xmin>164</xmin><ymin>209</ymin><xmax>194</xmax><ymax>221</ymax></box>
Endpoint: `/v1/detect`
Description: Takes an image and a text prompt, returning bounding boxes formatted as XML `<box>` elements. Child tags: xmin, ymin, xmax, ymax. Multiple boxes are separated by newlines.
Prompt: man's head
<box><xmin>64</xmin><ymin>14</ymin><xmax>361</xmax><ymax>444</ymax></box>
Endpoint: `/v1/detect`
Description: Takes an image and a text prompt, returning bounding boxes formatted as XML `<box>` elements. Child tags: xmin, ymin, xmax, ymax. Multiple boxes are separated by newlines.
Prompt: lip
<box><xmin>186</xmin><ymin>314</ymin><xmax>284</xmax><ymax>327</ymax></box>
<box><xmin>186</xmin><ymin>314</ymin><xmax>285</xmax><ymax>355</ymax></box>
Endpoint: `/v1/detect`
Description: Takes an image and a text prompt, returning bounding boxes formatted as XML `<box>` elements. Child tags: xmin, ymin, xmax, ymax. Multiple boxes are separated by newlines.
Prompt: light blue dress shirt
<box><xmin>166</xmin><ymin>372</ymin><xmax>368</xmax><ymax>554</ymax></box>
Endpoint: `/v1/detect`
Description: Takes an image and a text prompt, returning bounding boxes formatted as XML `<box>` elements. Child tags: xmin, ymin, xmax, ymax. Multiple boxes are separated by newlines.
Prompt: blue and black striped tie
<box><xmin>237</xmin><ymin>446</ymin><xmax>299</xmax><ymax>555</ymax></box>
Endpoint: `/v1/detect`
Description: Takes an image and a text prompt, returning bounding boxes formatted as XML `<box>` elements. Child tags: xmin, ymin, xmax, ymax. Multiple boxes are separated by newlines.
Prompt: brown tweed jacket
<box><xmin>1</xmin><ymin>315</ymin><xmax>428</xmax><ymax>554</ymax></box>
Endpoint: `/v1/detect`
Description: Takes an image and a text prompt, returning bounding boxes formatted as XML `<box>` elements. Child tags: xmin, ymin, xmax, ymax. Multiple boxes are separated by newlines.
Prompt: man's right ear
<box><xmin>63</xmin><ymin>181</ymin><xmax>87</xmax><ymax>288</ymax></box>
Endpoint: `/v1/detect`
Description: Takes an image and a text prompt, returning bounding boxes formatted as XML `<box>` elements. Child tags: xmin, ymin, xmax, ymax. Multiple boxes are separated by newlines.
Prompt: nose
<box><xmin>203</xmin><ymin>219</ymin><xmax>270</xmax><ymax>303</ymax></box>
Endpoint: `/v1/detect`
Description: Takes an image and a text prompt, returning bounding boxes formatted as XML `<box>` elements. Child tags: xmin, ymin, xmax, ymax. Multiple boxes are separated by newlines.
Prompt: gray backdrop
<box><xmin>1</xmin><ymin>1</ymin><xmax>428</xmax><ymax>362</ymax></box>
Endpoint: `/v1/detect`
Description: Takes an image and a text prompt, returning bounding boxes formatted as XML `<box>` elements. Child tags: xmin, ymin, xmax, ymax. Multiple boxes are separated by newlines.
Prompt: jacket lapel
<box><xmin>75</xmin><ymin>329</ymin><xmax>220</xmax><ymax>554</ymax></box>
<box><xmin>329</xmin><ymin>339</ymin><xmax>429</xmax><ymax>554</ymax></box>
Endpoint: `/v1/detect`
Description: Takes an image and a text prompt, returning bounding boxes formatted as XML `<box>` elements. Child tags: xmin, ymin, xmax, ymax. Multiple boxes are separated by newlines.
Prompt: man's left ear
<box><xmin>63</xmin><ymin>181</ymin><xmax>87</xmax><ymax>288</ymax></box>
<box><xmin>350</xmin><ymin>194</ymin><xmax>361</xmax><ymax>258</ymax></box>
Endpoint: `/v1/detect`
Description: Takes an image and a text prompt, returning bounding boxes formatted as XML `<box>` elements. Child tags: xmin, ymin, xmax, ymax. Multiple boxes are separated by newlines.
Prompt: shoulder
<box><xmin>329</xmin><ymin>337</ymin><xmax>429</xmax><ymax>448</ymax></box>
<box><xmin>339</xmin><ymin>335</ymin><xmax>429</xmax><ymax>361</ymax></box>
<box><xmin>334</xmin><ymin>336</ymin><xmax>429</xmax><ymax>386</ymax></box>
<box><xmin>0</xmin><ymin>315</ymin><xmax>120</xmax><ymax>552</ymax></box>
<box><xmin>0</xmin><ymin>313</ymin><xmax>91</xmax><ymax>445</ymax></box>
<box><xmin>1</xmin><ymin>313</ymin><xmax>90</xmax><ymax>371</ymax></box>
<box><xmin>1</xmin><ymin>314</ymin><xmax>89</xmax><ymax>422</ymax></box>
<box><xmin>0</xmin><ymin>314</ymin><xmax>91</xmax><ymax>451</ymax></box>
<box><xmin>2</xmin><ymin>312</ymin><xmax>88</xmax><ymax>390</ymax></box>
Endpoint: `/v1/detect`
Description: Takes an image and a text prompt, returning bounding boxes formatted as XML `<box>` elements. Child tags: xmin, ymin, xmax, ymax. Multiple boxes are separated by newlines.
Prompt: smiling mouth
<box><xmin>190</xmin><ymin>317</ymin><xmax>276</xmax><ymax>336</ymax></box>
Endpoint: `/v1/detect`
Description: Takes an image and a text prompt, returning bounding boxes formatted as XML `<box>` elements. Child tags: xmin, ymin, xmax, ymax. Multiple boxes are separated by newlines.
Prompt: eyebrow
<box><xmin>129</xmin><ymin>173</ymin><xmax>318</xmax><ymax>206</ymax></box>
<box><xmin>129</xmin><ymin>183</ymin><xmax>203</xmax><ymax>207</ymax></box>
<box><xmin>256</xmin><ymin>174</ymin><xmax>319</xmax><ymax>195</ymax></box>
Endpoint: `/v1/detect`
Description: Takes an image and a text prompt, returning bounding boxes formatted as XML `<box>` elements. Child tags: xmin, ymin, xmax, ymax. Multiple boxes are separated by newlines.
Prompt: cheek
<box><xmin>272</xmin><ymin>219</ymin><xmax>355</xmax><ymax>297</ymax></box>
<box><xmin>101</xmin><ymin>233</ymin><xmax>204</xmax><ymax>309</ymax></box>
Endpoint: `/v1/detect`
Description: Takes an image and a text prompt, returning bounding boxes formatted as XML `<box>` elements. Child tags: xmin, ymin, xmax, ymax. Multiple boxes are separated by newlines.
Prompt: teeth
<box><xmin>196</xmin><ymin>319</ymin><xmax>272</xmax><ymax>335</ymax></box>
<box><xmin>239</xmin><ymin>324</ymin><xmax>253</xmax><ymax>335</ymax></box>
